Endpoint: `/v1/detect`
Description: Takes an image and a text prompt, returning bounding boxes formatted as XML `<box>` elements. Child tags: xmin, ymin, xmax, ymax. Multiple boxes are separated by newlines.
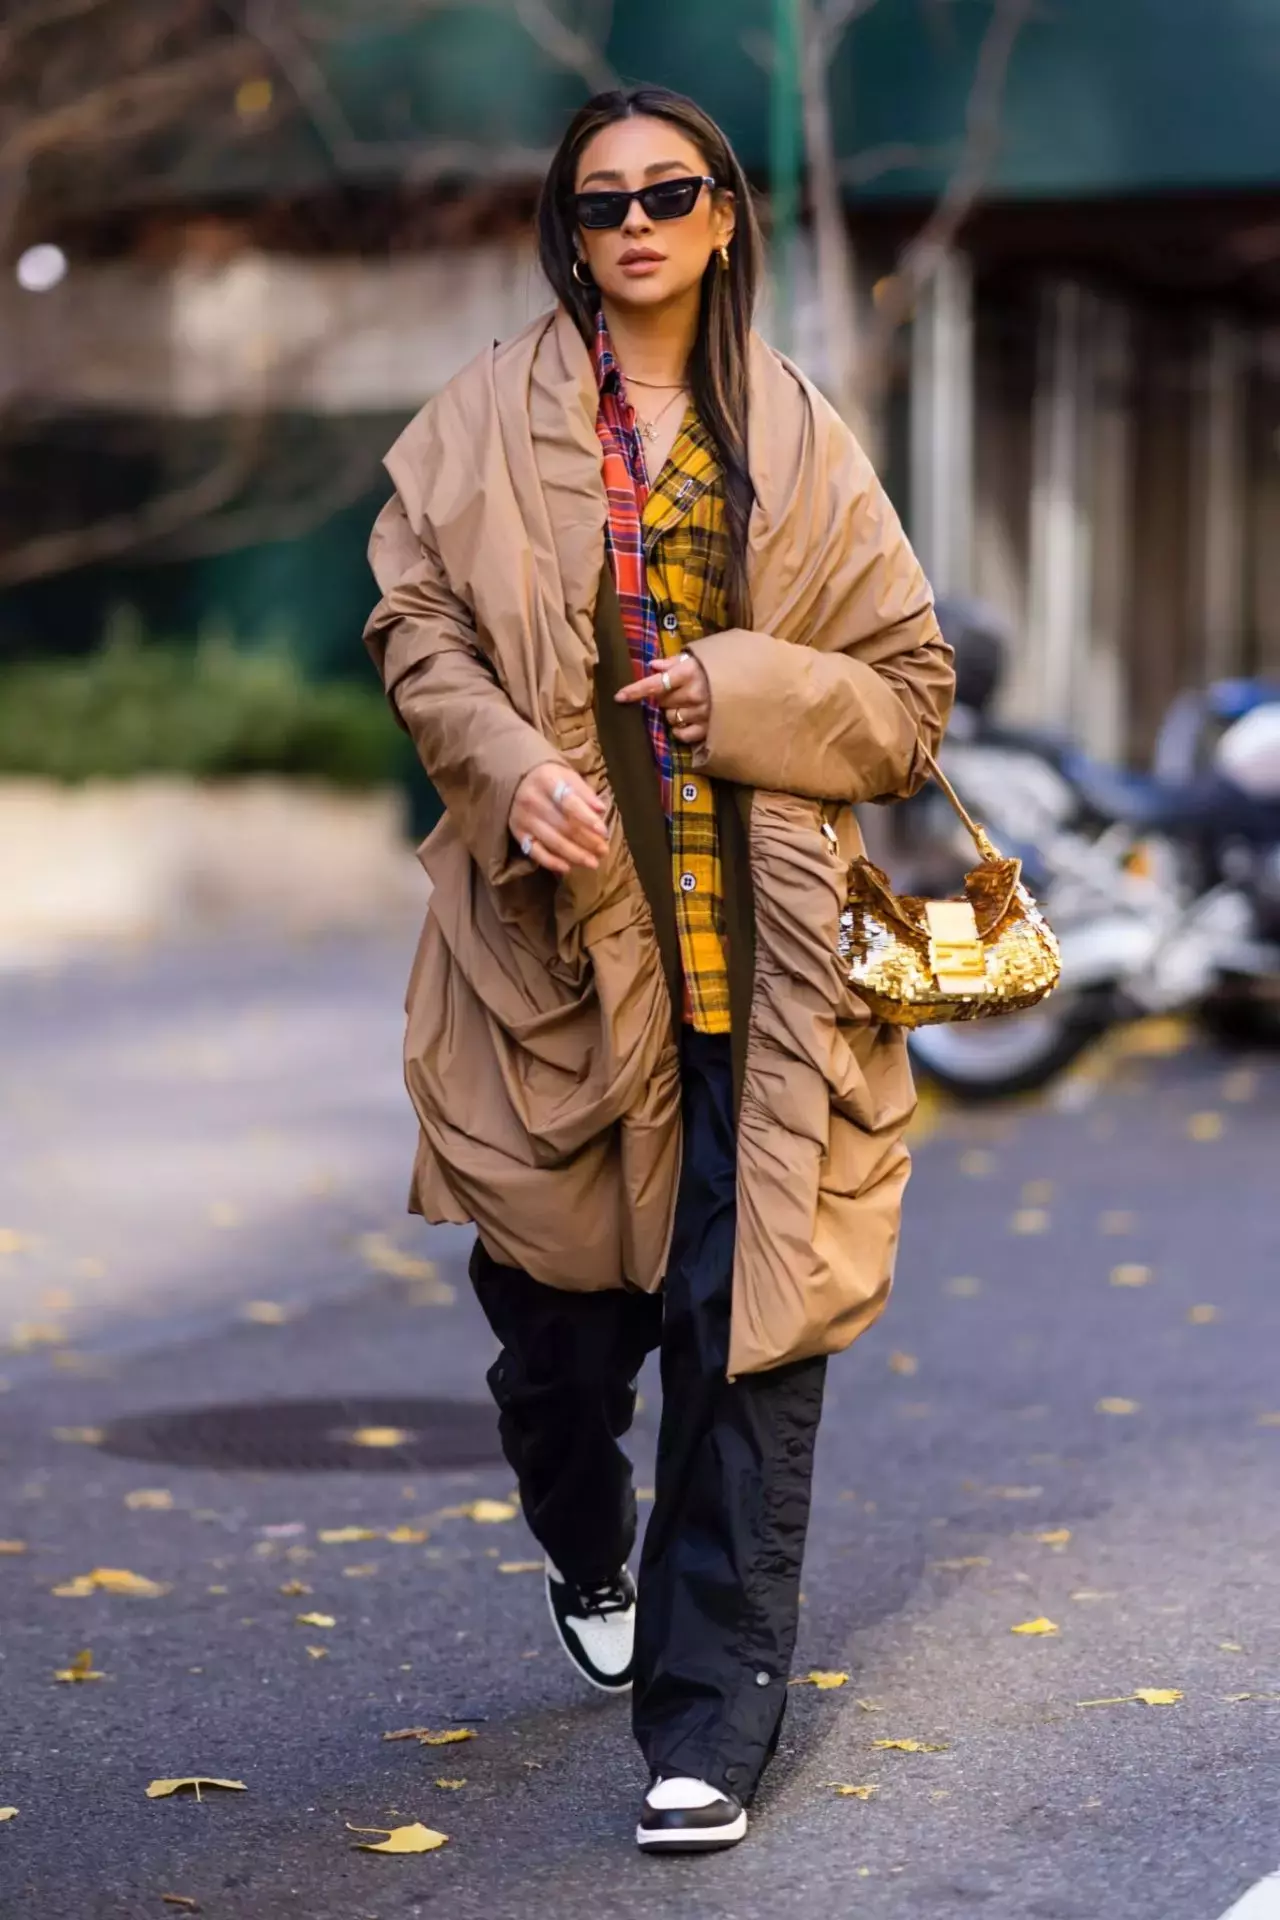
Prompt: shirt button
<box><xmin>662</xmin><ymin>612</ymin><xmax>680</xmax><ymax>633</ymax></box>
<box><xmin>681</xmin><ymin>781</ymin><xmax>698</xmax><ymax>803</ymax></box>
<box><xmin>755</xmin><ymin>1671</ymin><xmax>771</xmax><ymax>1688</ymax></box>
<box><xmin>679</xmin><ymin>872</ymin><xmax>697</xmax><ymax>893</ymax></box>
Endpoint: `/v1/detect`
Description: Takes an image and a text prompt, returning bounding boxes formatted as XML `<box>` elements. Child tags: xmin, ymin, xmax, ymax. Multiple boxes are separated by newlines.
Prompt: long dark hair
<box><xmin>536</xmin><ymin>86</ymin><xmax>762</xmax><ymax>628</ymax></box>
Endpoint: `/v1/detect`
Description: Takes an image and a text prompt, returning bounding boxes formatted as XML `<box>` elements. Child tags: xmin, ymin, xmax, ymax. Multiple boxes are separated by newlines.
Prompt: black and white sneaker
<box><xmin>545</xmin><ymin>1559</ymin><xmax>636</xmax><ymax>1693</ymax></box>
<box><xmin>636</xmin><ymin>1776</ymin><xmax>748</xmax><ymax>1853</ymax></box>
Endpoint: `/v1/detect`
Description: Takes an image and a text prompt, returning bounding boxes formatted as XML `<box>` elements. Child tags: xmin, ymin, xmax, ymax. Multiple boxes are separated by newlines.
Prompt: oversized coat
<box><xmin>365</xmin><ymin>305</ymin><xmax>954</xmax><ymax>1377</ymax></box>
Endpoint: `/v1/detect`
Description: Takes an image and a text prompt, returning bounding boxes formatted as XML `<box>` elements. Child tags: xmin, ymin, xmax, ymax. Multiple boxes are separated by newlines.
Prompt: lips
<box><xmin>618</xmin><ymin>248</ymin><xmax>665</xmax><ymax>265</ymax></box>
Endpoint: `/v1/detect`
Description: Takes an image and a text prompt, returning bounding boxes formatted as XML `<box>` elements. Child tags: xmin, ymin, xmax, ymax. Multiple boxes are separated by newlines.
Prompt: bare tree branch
<box><xmin>839</xmin><ymin>139</ymin><xmax>956</xmax><ymax>188</ymax></box>
<box><xmin>864</xmin><ymin>0</ymin><xmax>1034</xmax><ymax>371</ymax></box>
<box><xmin>811</xmin><ymin>0</ymin><xmax>880</xmax><ymax>64</ymax></box>
<box><xmin>511</xmin><ymin>0</ymin><xmax>617</xmax><ymax>92</ymax></box>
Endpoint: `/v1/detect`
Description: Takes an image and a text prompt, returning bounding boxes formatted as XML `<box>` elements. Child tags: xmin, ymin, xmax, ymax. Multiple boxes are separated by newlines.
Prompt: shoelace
<box><xmin>574</xmin><ymin>1577</ymin><xmax>631</xmax><ymax>1617</ymax></box>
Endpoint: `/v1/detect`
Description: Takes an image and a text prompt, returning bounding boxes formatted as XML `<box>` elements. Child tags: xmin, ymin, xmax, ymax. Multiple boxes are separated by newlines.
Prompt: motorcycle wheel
<box><xmin>908</xmin><ymin>997</ymin><xmax>1106</xmax><ymax>1102</ymax></box>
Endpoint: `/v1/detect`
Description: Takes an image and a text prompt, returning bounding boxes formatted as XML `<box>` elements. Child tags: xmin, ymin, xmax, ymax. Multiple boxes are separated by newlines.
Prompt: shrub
<box><xmin>0</xmin><ymin>624</ymin><xmax>410</xmax><ymax>789</ymax></box>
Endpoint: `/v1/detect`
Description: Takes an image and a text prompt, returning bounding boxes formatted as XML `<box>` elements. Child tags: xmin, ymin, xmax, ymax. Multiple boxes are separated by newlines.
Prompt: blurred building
<box><xmin>2</xmin><ymin>0</ymin><xmax>1279</xmax><ymax>760</ymax></box>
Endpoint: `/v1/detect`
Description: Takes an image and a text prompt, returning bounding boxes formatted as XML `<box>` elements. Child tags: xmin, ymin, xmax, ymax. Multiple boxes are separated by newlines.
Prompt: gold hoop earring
<box><xmin>572</xmin><ymin>257</ymin><xmax>593</xmax><ymax>287</ymax></box>
<box><xmin>717</xmin><ymin>244</ymin><xmax>731</xmax><ymax>272</ymax></box>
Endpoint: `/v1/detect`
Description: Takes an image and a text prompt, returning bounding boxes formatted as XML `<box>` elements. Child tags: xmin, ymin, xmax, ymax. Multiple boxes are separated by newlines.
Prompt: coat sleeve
<box><xmin>364</xmin><ymin>491</ymin><xmax>566</xmax><ymax>884</ymax></box>
<box><xmin>685</xmin><ymin>451</ymin><xmax>954</xmax><ymax>805</ymax></box>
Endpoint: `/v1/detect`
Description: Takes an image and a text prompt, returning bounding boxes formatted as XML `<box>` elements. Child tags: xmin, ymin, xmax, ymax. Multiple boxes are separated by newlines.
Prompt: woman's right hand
<box><xmin>509</xmin><ymin>762</ymin><xmax>611</xmax><ymax>875</ymax></box>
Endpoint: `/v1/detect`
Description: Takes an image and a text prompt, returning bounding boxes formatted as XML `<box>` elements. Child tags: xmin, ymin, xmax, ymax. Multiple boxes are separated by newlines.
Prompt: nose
<box><xmin>620</xmin><ymin>194</ymin><xmax>654</xmax><ymax>238</ymax></box>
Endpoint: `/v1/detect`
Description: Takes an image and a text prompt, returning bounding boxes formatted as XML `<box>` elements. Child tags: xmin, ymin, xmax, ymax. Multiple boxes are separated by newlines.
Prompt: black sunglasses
<box><xmin>573</xmin><ymin>174</ymin><xmax>716</xmax><ymax>231</ymax></box>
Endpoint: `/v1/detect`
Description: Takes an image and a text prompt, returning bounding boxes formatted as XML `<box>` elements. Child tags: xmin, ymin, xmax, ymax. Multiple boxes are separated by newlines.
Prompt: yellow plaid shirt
<box><xmin>644</xmin><ymin>411</ymin><xmax>731</xmax><ymax>1034</ymax></box>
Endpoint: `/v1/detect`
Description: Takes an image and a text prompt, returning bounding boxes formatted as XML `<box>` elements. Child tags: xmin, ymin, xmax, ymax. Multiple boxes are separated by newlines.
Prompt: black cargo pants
<box><xmin>470</xmin><ymin>1028</ymin><xmax>827</xmax><ymax>1803</ymax></box>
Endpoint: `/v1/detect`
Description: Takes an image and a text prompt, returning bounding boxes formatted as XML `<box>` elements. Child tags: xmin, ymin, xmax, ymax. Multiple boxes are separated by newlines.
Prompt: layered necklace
<box><xmin>627</xmin><ymin>375</ymin><xmax>688</xmax><ymax>446</ymax></box>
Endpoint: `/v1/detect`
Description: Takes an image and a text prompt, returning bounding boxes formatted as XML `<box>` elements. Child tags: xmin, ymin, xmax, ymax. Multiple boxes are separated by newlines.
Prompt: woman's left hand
<box><xmin>615</xmin><ymin>650</ymin><xmax>712</xmax><ymax>746</ymax></box>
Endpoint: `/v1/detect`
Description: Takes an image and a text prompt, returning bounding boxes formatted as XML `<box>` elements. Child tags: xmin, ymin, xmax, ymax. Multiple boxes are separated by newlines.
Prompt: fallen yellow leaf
<box><xmin>887</xmin><ymin>1350</ymin><xmax>918</xmax><ymax>1376</ymax></box>
<box><xmin>348</xmin><ymin>1821</ymin><xmax>448</xmax><ymax>1855</ymax></box>
<box><xmin>872</xmin><ymin>1739</ymin><xmax>948</xmax><ymax>1753</ymax></box>
<box><xmin>52</xmin><ymin>1427</ymin><xmax>103</xmax><ymax>1445</ymax></box>
<box><xmin>305</xmin><ymin>1646</ymin><xmax>328</xmax><ymax>1660</ymax></box>
<box><xmin>354</xmin><ymin>1232</ymin><xmax>438</xmax><ymax>1282</ymax></box>
<box><xmin>0</xmin><ymin>1807</ymin><xmax>17</xmax><ymax>1821</ymax></box>
<box><xmin>382</xmin><ymin>1727</ymin><xmax>476</xmax><ymax>1747</ymax></box>
<box><xmin>1219</xmin><ymin>1641</ymin><xmax>1245</xmax><ymax>1653</ymax></box>
<box><xmin>318</xmin><ymin>1528</ymin><xmax>379</xmax><ymax>1545</ymax></box>
<box><xmin>0</xmin><ymin>1541</ymin><xmax>27</xmax><ymax>1555</ymax></box>
<box><xmin>932</xmin><ymin>1556</ymin><xmax>990</xmax><ymax>1571</ymax></box>
<box><xmin>278</xmin><ymin>1580</ymin><xmax>311</xmax><ymax>1596</ymax></box>
<box><xmin>343</xmin><ymin>1564</ymin><xmax>378</xmax><ymax>1578</ymax></box>
<box><xmin>434</xmin><ymin>1779</ymin><xmax>466</xmax><ymax>1790</ymax></box>
<box><xmin>1187</xmin><ymin>1111</ymin><xmax>1223</xmax><ymax>1141</ymax></box>
<box><xmin>441</xmin><ymin>1499</ymin><xmax>517</xmax><ymax>1524</ymax></box>
<box><xmin>825</xmin><ymin>1783</ymin><xmax>878</xmax><ymax>1799</ymax></box>
<box><xmin>54</xmin><ymin>1568</ymin><xmax>167</xmax><ymax>1598</ymax></box>
<box><xmin>1011</xmin><ymin>1208</ymin><xmax>1049</xmax><ymax>1235</ymax></box>
<box><xmin>124</xmin><ymin>1489</ymin><xmax>174</xmax><ymax>1511</ymax></box>
<box><xmin>347</xmin><ymin>1428</ymin><xmax>410</xmax><ymax>1450</ymax></box>
<box><xmin>385</xmin><ymin>1526</ymin><xmax>428</xmax><ymax>1545</ymax></box>
<box><xmin>146</xmin><ymin>1778</ymin><xmax>246</xmax><ymax>1800</ymax></box>
<box><xmin>242</xmin><ymin>1300</ymin><xmax>289</xmax><ymax>1325</ymax></box>
<box><xmin>295</xmin><ymin>1612</ymin><xmax>335</xmax><ymax>1629</ymax></box>
<box><xmin>7</xmin><ymin>1322</ymin><xmax>66</xmax><ymax>1350</ymax></box>
<box><xmin>984</xmin><ymin>1485</ymin><xmax>1044</xmax><ymax>1500</ymax></box>
<box><xmin>792</xmin><ymin>1670</ymin><xmax>849</xmax><ymax>1690</ymax></box>
<box><xmin>498</xmin><ymin>1561</ymin><xmax>543</xmax><ymax>1574</ymax></box>
<box><xmin>1133</xmin><ymin>1688</ymin><xmax>1182</xmax><ymax>1706</ymax></box>
<box><xmin>1096</xmin><ymin>1398</ymin><xmax>1140</xmax><ymax>1416</ymax></box>
<box><xmin>1011</xmin><ymin>1617</ymin><xmax>1060</xmax><ymax>1636</ymax></box>
<box><xmin>1110</xmin><ymin>1264</ymin><xmax>1152</xmax><ymax>1288</ymax></box>
<box><xmin>55</xmin><ymin>1647</ymin><xmax>105</xmax><ymax>1683</ymax></box>
<box><xmin>1070</xmin><ymin>1590</ymin><xmax>1117</xmax><ymax>1602</ymax></box>
<box><xmin>1187</xmin><ymin>1304</ymin><xmax>1218</xmax><ymax>1325</ymax></box>
<box><xmin>1035</xmin><ymin>1529</ymin><xmax>1072</xmax><ymax>1548</ymax></box>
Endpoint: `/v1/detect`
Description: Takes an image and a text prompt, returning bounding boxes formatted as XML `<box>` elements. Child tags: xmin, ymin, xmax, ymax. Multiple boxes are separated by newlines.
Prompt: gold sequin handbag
<box><xmin>831</xmin><ymin>747</ymin><xmax>1061</xmax><ymax>1028</ymax></box>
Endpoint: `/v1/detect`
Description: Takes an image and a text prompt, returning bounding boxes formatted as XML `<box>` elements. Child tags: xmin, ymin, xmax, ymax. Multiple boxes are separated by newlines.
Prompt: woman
<box><xmin>365</xmin><ymin>86</ymin><xmax>953</xmax><ymax>1854</ymax></box>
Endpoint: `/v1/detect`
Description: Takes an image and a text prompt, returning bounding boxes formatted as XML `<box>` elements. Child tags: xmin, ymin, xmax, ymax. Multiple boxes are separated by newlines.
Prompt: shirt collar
<box><xmin>591</xmin><ymin>309</ymin><xmax>625</xmax><ymax>398</ymax></box>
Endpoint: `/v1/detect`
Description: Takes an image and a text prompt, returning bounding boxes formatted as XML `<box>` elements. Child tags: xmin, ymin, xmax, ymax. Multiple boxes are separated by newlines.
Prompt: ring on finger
<box><xmin>551</xmin><ymin>778</ymin><xmax>571</xmax><ymax>809</ymax></box>
<box><xmin>673</xmin><ymin>707</ymin><xmax>686</xmax><ymax>728</ymax></box>
<box><xmin>520</xmin><ymin>832</ymin><xmax>535</xmax><ymax>857</ymax></box>
<box><xmin>660</xmin><ymin>669</ymin><xmax>673</xmax><ymax>694</ymax></box>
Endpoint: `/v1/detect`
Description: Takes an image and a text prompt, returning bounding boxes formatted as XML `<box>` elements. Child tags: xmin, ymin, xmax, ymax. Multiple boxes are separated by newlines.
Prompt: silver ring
<box><xmin>551</xmin><ymin>779</ymin><xmax>571</xmax><ymax>809</ymax></box>
<box><xmin>519</xmin><ymin>832</ymin><xmax>535</xmax><ymax>857</ymax></box>
<box><xmin>661</xmin><ymin>670</ymin><xmax>672</xmax><ymax>694</ymax></box>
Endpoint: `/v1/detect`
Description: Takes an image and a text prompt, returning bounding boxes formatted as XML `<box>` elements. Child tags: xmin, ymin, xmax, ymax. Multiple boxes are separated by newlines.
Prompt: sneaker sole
<box><xmin>635</xmin><ymin>1812</ymin><xmax>748</xmax><ymax>1853</ymax></box>
<box><xmin>545</xmin><ymin>1576</ymin><xmax>633</xmax><ymax>1694</ymax></box>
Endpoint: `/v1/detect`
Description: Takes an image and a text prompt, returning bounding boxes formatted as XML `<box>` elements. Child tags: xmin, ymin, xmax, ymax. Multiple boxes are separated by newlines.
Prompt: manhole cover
<box><xmin>97</xmin><ymin>1397</ymin><xmax>504</xmax><ymax>1472</ymax></box>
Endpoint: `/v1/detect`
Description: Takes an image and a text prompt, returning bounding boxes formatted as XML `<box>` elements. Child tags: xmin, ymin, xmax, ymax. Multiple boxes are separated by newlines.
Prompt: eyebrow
<box><xmin>577</xmin><ymin>159</ymin><xmax>694</xmax><ymax>189</ymax></box>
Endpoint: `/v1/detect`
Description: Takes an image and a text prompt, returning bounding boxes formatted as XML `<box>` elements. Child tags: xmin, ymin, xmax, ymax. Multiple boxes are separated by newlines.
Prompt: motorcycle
<box><xmin>900</xmin><ymin>600</ymin><xmax>1280</xmax><ymax>1100</ymax></box>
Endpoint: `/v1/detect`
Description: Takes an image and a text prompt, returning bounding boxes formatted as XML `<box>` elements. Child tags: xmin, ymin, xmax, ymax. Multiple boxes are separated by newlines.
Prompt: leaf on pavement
<box><xmin>1035</xmin><ymin>1529</ymin><xmax>1072</xmax><ymax>1548</ymax></box>
<box><xmin>348</xmin><ymin>1428</ymin><xmax>411</xmax><ymax>1450</ymax></box>
<box><xmin>0</xmin><ymin>1541</ymin><xmax>28</xmax><ymax>1555</ymax></box>
<box><xmin>305</xmin><ymin>1647</ymin><xmax>328</xmax><ymax>1660</ymax></box>
<box><xmin>872</xmin><ymin>1739</ymin><xmax>948</xmax><ymax>1753</ymax></box>
<box><xmin>434</xmin><ymin>1779</ymin><xmax>466</xmax><ymax>1790</ymax></box>
<box><xmin>278</xmin><ymin>1581</ymin><xmax>311</xmax><ymax>1596</ymax></box>
<box><xmin>145</xmin><ymin>1778</ymin><xmax>246</xmax><ymax>1800</ymax></box>
<box><xmin>55</xmin><ymin>1647</ymin><xmax>105</xmax><ymax>1683</ymax></box>
<box><xmin>439</xmin><ymin>1499</ymin><xmax>517</xmax><ymax>1524</ymax></box>
<box><xmin>160</xmin><ymin>1898</ymin><xmax>201</xmax><ymax>1912</ymax></box>
<box><xmin>382</xmin><ymin>1727</ymin><xmax>476</xmax><ymax>1747</ymax></box>
<box><xmin>1110</xmin><ymin>1264</ymin><xmax>1152</xmax><ymax>1288</ymax></box>
<box><xmin>932</xmin><ymin>1557</ymin><xmax>990</xmax><ymax>1571</ymax></box>
<box><xmin>1011</xmin><ymin>1617</ymin><xmax>1060</xmax><ymax>1636</ymax></box>
<box><xmin>1096</xmin><ymin>1398</ymin><xmax>1140</xmax><ymax>1415</ymax></box>
<box><xmin>295</xmin><ymin>1613</ymin><xmax>335</xmax><ymax>1628</ymax></box>
<box><xmin>498</xmin><ymin>1561</ymin><xmax>543</xmax><ymax>1575</ymax></box>
<box><xmin>318</xmin><ymin>1528</ymin><xmax>379</xmax><ymax>1545</ymax></box>
<box><xmin>54</xmin><ymin>1568</ymin><xmax>168</xmax><ymax>1598</ymax></box>
<box><xmin>125</xmin><ymin>1489</ymin><xmax>174</xmax><ymax>1510</ymax></box>
<box><xmin>343</xmin><ymin>1564</ymin><xmax>378</xmax><ymax>1578</ymax></box>
<box><xmin>1218</xmin><ymin>1641</ymin><xmax>1245</xmax><ymax>1653</ymax></box>
<box><xmin>385</xmin><ymin>1526</ymin><xmax>428</xmax><ymax>1544</ymax></box>
<box><xmin>347</xmin><ymin>1821</ymin><xmax>448</xmax><ymax>1854</ymax></box>
<box><xmin>887</xmin><ymin>1351</ymin><xmax>918</xmax><ymax>1375</ymax></box>
<box><xmin>791</xmin><ymin>1670</ymin><xmax>849</xmax><ymax>1690</ymax></box>
<box><xmin>1011</xmin><ymin>1209</ymin><xmax>1049</xmax><ymax>1235</ymax></box>
<box><xmin>1187</xmin><ymin>1305</ymin><xmax>1218</xmax><ymax>1324</ymax></box>
<box><xmin>52</xmin><ymin>1427</ymin><xmax>103</xmax><ymax>1445</ymax></box>
<box><xmin>824</xmin><ymin>1783</ymin><xmax>878</xmax><ymax>1798</ymax></box>
<box><xmin>0</xmin><ymin>1807</ymin><xmax>17</xmax><ymax>1820</ymax></box>
<box><xmin>1077</xmin><ymin>1689</ymin><xmax>1182</xmax><ymax>1708</ymax></box>
<box><xmin>1187</xmin><ymin>1111</ymin><xmax>1223</xmax><ymax>1141</ymax></box>
<box><xmin>985</xmin><ymin>1485</ymin><xmax>1043</xmax><ymax>1500</ymax></box>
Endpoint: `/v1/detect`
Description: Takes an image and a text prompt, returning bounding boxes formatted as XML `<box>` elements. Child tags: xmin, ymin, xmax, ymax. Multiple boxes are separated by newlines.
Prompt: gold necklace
<box><xmin>634</xmin><ymin>389</ymin><xmax>686</xmax><ymax>444</ymax></box>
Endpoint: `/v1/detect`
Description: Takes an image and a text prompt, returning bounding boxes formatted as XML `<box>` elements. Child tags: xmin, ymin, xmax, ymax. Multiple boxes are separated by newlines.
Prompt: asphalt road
<box><xmin>1</xmin><ymin>930</ymin><xmax>1278</xmax><ymax>1920</ymax></box>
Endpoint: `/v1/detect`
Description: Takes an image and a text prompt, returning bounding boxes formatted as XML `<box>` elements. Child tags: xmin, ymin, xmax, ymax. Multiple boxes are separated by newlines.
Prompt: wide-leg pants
<box><xmin>470</xmin><ymin>1029</ymin><xmax>827</xmax><ymax>1802</ymax></box>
